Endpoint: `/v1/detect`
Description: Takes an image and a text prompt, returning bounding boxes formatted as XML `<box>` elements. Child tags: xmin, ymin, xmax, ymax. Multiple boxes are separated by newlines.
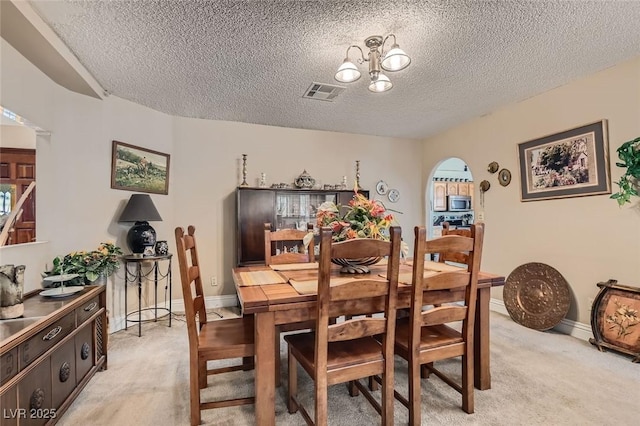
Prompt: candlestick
<box><xmin>240</xmin><ymin>154</ymin><xmax>249</xmax><ymax>187</ymax></box>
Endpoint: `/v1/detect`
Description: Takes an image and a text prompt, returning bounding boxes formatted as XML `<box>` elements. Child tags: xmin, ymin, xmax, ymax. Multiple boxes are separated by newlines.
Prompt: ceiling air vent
<box><xmin>303</xmin><ymin>82</ymin><xmax>345</xmax><ymax>102</ymax></box>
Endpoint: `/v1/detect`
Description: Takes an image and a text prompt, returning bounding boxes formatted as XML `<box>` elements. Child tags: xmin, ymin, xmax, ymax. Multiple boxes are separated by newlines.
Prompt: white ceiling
<box><xmin>27</xmin><ymin>0</ymin><xmax>640</xmax><ymax>140</ymax></box>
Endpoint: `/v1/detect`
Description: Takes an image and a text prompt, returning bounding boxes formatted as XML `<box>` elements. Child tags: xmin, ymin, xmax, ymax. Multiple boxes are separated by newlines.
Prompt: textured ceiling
<box><xmin>28</xmin><ymin>0</ymin><xmax>640</xmax><ymax>140</ymax></box>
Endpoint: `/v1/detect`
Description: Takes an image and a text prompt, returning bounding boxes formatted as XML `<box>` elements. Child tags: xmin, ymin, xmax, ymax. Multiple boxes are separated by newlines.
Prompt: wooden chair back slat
<box><xmin>330</xmin><ymin>279</ymin><xmax>389</xmax><ymax>301</ymax></box>
<box><xmin>327</xmin><ymin>317</ymin><xmax>387</xmax><ymax>342</ymax></box>
<box><xmin>330</xmin><ymin>237</ymin><xmax>391</xmax><ymax>259</ymax></box>
<box><xmin>423</xmin><ymin>271</ymin><xmax>471</xmax><ymax>291</ymax></box>
<box><xmin>175</xmin><ymin>226</ymin><xmax>207</xmax><ymax>337</ymax></box>
<box><xmin>421</xmin><ymin>305</ymin><xmax>468</xmax><ymax>326</ymax></box>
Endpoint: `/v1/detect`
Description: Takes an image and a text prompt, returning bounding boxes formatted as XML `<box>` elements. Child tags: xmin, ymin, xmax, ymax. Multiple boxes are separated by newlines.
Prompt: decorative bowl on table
<box><xmin>41</xmin><ymin>273</ymin><xmax>82</xmax><ymax>288</ymax></box>
<box><xmin>331</xmin><ymin>257</ymin><xmax>381</xmax><ymax>274</ymax></box>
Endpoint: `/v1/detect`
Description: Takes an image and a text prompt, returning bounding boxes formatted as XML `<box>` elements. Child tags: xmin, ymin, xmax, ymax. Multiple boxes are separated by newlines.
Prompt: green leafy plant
<box><xmin>43</xmin><ymin>242</ymin><xmax>123</xmax><ymax>284</ymax></box>
<box><xmin>611</xmin><ymin>137</ymin><xmax>640</xmax><ymax>206</ymax></box>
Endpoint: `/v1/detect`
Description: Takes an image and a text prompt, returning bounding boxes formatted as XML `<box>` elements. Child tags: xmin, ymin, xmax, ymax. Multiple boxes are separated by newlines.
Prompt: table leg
<box><xmin>255</xmin><ymin>311</ymin><xmax>275</xmax><ymax>426</ymax></box>
<box><xmin>154</xmin><ymin>261</ymin><xmax>158</xmax><ymax>322</ymax></box>
<box><xmin>474</xmin><ymin>286</ymin><xmax>491</xmax><ymax>390</ymax></box>
<box><xmin>124</xmin><ymin>263</ymin><xmax>128</xmax><ymax>331</ymax></box>
<box><xmin>168</xmin><ymin>259</ymin><xmax>172</xmax><ymax>327</ymax></box>
<box><xmin>137</xmin><ymin>263</ymin><xmax>142</xmax><ymax>338</ymax></box>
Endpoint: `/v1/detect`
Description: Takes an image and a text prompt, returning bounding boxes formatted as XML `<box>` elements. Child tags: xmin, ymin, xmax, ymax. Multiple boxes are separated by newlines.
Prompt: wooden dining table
<box><xmin>232</xmin><ymin>260</ymin><xmax>505</xmax><ymax>426</ymax></box>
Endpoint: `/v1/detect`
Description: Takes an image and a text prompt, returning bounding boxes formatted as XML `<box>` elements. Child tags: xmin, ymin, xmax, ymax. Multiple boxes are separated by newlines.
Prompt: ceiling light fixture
<box><xmin>334</xmin><ymin>34</ymin><xmax>410</xmax><ymax>93</ymax></box>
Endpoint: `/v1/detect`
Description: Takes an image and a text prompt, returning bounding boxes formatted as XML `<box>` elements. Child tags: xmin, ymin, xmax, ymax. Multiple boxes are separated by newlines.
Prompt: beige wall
<box><xmin>172</xmin><ymin>118</ymin><xmax>423</xmax><ymax>295</ymax></box>
<box><xmin>1</xmin><ymin>39</ymin><xmax>423</xmax><ymax>331</ymax></box>
<box><xmin>422</xmin><ymin>56</ymin><xmax>640</xmax><ymax>324</ymax></box>
<box><xmin>1</xmin><ymin>125</ymin><xmax>36</xmax><ymax>148</ymax></box>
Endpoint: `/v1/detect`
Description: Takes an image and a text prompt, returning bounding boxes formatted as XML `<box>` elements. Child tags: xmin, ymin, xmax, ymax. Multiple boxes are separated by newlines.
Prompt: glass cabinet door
<box><xmin>276</xmin><ymin>192</ymin><xmax>337</xmax><ymax>231</ymax></box>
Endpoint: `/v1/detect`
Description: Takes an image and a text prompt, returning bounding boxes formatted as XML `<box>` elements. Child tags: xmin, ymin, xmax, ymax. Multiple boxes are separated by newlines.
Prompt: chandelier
<box><xmin>334</xmin><ymin>34</ymin><xmax>411</xmax><ymax>93</ymax></box>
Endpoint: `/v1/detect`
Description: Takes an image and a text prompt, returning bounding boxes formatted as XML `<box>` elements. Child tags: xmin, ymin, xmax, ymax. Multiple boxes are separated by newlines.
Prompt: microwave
<box><xmin>447</xmin><ymin>195</ymin><xmax>472</xmax><ymax>211</ymax></box>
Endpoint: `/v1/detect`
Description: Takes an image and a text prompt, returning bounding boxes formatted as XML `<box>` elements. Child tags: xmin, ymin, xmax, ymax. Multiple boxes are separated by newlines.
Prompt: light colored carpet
<box><xmin>57</xmin><ymin>309</ymin><xmax>639</xmax><ymax>425</ymax></box>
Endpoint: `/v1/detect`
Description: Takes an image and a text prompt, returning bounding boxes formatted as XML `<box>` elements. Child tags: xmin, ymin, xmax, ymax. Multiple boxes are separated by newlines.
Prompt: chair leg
<box><xmin>315</xmin><ymin>379</ymin><xmax>328</xmax><ymax>426</ymax></box>
<box><xmin>461</xmin><ymin>353</ymin><xmax>475</xmax><ymax>414</ymax></box>
<box><xmin>347</xmin><ymin>380</ymin><xmax>359</xmax><ymax>396</ymax></box>
<box><xmin>198</xmin><ymin>358</ymin><xmax>207</xmax><ymax>389</ymax></box>
<box><xmin>191</xmin><ymin>358</ymin><xmax>202</xmax><ymax>426</ymax></box>
<box><xmin>287</xmin><ymin>346</ymin><xmax>298</xmax><ymax>414</ymax></box>
<box><xmin>409</xmin><ymin>358</ymin><xmax>421</xmax><ymax>426</ymax></box>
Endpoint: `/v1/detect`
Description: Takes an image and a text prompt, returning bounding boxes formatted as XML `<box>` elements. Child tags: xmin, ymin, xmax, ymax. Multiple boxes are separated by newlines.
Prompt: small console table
<box><xmin>122</xmin><ymin>254</ymin><xmax>172</xmax><ymax>337</ymax></box>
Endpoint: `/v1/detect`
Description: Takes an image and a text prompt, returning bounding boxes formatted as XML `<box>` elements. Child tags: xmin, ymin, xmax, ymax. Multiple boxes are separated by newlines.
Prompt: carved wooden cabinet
<box><xmin>0</xmin><ymin>286</ymin><xmax>107</xmax><ymax>425</ymax></box>
<box><xmin>236</xmin><ymin>187</ymin><xmax>368</xmax><ymax>266</ymax></box>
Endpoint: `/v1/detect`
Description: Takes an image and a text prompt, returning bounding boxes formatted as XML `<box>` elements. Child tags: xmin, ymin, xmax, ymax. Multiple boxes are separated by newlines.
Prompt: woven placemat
<box><xmin>237</xmin><ymin>270</ymin><xmax>287</xmax><ymax>286</ymax></box>
<box><xmin>269</xmin><ymin>262</ymin><xmax>319</xmax><ymax>271</ymax></box>
<box><xmin>289</xmin><ymin>277</ymin><xmax>356</xmax><ymax>295</ymax></box>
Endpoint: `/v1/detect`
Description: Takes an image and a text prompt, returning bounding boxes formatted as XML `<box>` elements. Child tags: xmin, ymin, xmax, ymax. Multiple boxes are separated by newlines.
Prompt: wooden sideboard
<box><xmin>236</xmin><ymin>187</ymin><xmax>369</xmax><ymax>266</ymax></box>
<box><xmin>0</xmin><ymin>285</ymin><xmax>107</xmax><ymax>425</ymax></box>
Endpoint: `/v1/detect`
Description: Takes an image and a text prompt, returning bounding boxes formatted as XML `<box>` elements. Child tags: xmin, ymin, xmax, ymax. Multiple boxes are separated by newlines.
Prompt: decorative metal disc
<box><xmin>487</xmin><ymin>161</ymin><xmax>499</xmax><ymax>173</ymax></box>
<box><xmin>498</xmin><ymin>168</ymin><xmax>512</xmax><ymax>186</ymax></box>
<box><xmin>504</xmin><ymin>262</ymin><xmax>571</xmax><ymax>331</ymax></box>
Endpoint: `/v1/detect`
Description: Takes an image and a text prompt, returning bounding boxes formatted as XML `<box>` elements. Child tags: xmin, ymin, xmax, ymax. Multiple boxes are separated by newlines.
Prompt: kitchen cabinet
<box><xmin>236</xmin><ymin>187</ymin><xmax>368</xmax><ymax>266</ymax></box>
<box><xmin>433</xmin><ymin>182</ymin><xmax>447</xmax><ymax>211</ymax></box>
<box><xmin>0</xmin><ymin>286</ymin><xmax>107</xmax><ymax>426</ymax></box>
<box><xmin>433</xmin><ymin>181</ymin><xmax>475</xmax><ymax>212</ymax></box>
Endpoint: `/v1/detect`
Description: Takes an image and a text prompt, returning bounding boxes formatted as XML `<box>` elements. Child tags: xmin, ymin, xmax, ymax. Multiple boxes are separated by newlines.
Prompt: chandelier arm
<box><xmin>346</xmin><ymin>45</ymin><xmax>366</xmax><ymax>64</ymax></box>
<box><xmin>381</xmin><ymin>33</ymin><xmax>397</xmax><ymax>56</ymax></box>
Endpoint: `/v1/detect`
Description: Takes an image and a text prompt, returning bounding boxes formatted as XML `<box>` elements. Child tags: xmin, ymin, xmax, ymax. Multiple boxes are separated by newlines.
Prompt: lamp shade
<box><xmin>335</xmin><ymin>60</ymin><xmax>361</xmax><ymax>83</ymax></box>
<box><xmin>381</xmin><ymin>45</ymin><xmax>411</xmax><ymax>72</ymax></box>
<box><xmin>119</xmin><ymin>194</ymin><xmax>162</xmax><ymax>255</ymax></box>
<box><xmin>118</xmin><ymin>194</ymin><xmax>162</xmax><ymax>222</ymax></box>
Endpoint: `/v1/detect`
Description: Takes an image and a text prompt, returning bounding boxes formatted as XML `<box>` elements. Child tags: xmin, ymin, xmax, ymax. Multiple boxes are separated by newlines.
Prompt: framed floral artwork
<box><xmin>589</xmin><ymin>279</ymin><xmax>640</xmax><ymax>362</ymax></box>
<box><xmin>518</xmin><ymin>120</ymin><xmax>611</xmax><ymax>201</ymax></box>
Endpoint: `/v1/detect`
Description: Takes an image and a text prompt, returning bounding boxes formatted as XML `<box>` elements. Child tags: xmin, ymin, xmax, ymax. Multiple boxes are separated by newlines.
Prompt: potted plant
<box><xmin>43</xmin><ymin>242</ymin><xmax>123</xmax><ymax>285</ymax></box>
<box><xmin>611</xmin><ymin>136</ymin><xmax>640</xmax><ymax>206</ymax></box>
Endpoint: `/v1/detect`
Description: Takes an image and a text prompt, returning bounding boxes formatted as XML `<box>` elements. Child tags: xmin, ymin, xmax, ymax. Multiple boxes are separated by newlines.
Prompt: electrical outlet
<box><xmin>210</xmin><ymin>277</ymin><xmax>217</xmax><ymax>287</ymax></box>
<box><xmin>477</xmin><ymin>211</ymin><xmax>485</xmax><ymax>221</ymax></box>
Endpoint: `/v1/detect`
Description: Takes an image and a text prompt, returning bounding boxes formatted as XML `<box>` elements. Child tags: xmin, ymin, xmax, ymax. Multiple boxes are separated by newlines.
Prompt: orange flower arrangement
<box><xmin>317</xmin><ymin>192</ymin><xmax>394</xmax><ymax>242</ymax></box>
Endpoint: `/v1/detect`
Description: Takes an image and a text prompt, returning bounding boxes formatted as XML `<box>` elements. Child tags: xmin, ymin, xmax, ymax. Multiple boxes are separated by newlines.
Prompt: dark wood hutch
<box><xmin>236</xmin><ymin>187</ymin><xmax>368</xmax><ymax>266</ymax></box>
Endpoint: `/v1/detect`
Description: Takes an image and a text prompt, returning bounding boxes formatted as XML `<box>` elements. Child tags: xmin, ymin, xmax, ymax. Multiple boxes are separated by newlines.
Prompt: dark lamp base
<box><xmin>127</xmin><ymin>221</ymin><xmax>157</xmax><ymax>255</ymax></box>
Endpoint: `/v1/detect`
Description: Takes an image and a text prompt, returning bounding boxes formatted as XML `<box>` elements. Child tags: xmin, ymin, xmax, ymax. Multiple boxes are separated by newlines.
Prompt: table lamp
<box><xmin>118</xmin><ymin>194</ymin><xmax>162</xmax><ymax>256</ymax></box>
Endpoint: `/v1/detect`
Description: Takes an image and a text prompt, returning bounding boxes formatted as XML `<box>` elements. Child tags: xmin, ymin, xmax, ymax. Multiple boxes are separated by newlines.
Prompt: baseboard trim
<box><xmin>490</xmin><ymin>298</ymin><xmax>593</xmax><ymax>342</ymax></box>
<box><xmin>109</xmin><ymin>295</ymin><xmax>239</xmax><ymax>334</ymax></box>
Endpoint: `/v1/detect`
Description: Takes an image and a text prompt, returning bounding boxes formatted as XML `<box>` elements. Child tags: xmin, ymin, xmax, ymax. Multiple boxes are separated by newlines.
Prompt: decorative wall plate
<box><xmin>479</xmin><ymin>180</ymin><xmax>491</xmax><ymax>192</ymax></box>
<box><xmin>376</xmin><ymin>180</ymin><xmax>388</xmax><ymax>195</ymax></box>
<box><xmin>498</xmin><ymin>168</ymin><xmax>512</xmax><ymax>186</ymax></box>
<box><xmin>487</xmin><ymin>161</ymin><xmax>499</xmax><ymax>173</ymax></box>
<box><xmin>387</xmin><ymin>189</ymin><xmax>400</xmax><ymax>203</ymax></box>
<box><xmin>503</xmin><ymin>262</ymin><xmax>570</xmax><ymax>331</ymax></box>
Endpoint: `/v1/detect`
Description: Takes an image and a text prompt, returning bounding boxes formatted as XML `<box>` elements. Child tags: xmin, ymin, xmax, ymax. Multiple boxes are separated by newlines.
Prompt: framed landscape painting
<box><xmin>111</xmin><ymin>141</ymin><xmax>170</xmax><ymax>195</ymax></box>
<box><xmin>518</xmin><ymin>120</ymin><xmax>610</xmax><ymax>201</ymax></box>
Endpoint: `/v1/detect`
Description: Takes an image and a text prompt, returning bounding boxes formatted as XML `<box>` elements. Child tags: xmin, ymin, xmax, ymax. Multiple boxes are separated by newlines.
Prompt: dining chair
<box><xmin>264</xmin><ymin>222</ymin><xmax>315</xmax><ymax>264</ymax></box>
<box><xmin>393</xmin><ymin>223</ymin><xmax>484</xmax><ymax>425</ymax></box>
<box><xmin>175</xmin><ymin>226</ymin><xmax>255</xmax><ymax>426</ymax></box>
<box><xmin>264</xmin><ymin>222</ymin><xmax>317</xmax><ymax>385</ymax></box>
<box><xmin>438</xmin><ymin>221</ymin><xmax>472</xmax><ymax>264</ymax></box>
<box><xmin>285</xmin><ymin>226</ymin><xmax>401</xmax><ymax>425</ymax></box>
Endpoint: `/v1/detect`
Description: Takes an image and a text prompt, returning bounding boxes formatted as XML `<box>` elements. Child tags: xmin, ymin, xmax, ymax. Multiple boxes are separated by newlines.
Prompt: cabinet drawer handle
<box><xmin>84</xmin><ymin>301</ymin><xmax>98</xmax><ymax>312</ymax></box>
<box><xmin>43</xmin><ymin>326</ymin><xmax>62</xmax><ymax>341</ymax></box>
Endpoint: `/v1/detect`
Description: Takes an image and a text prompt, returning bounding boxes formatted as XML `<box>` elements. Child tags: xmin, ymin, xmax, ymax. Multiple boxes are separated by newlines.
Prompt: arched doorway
<box><xmin>426</xmin><ymin>157</ymin><xmax>475</xmax><ymax>239</ymax></box>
